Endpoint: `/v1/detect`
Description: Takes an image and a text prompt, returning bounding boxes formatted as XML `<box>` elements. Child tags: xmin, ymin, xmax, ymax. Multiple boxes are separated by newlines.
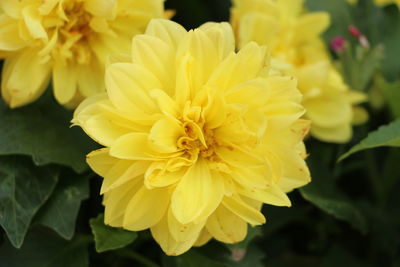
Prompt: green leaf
<box><xmin>35</xmin><ymin>170</ymin><xmax>90</xmax><ymax>240</ymax></box>
<box><xmin>300</xmin><ymin>183</ymin><xmax>368</xmax><ymax>234</ymax></box>
<box><xmin>0</xmin><ymin>228</ymin><xmax>89</xmax><ymax>267</ymax></box>
<box><xmin>0</xmin><ymin>95</ymin><xmax>97</xmax><ymax>173</ymax></box>
<box><xmin>339</xmin><ymin>120</ymin><xmax>400</xmax><ymax>161</ymax></box>
<box><xmin>0</xmin><ymin>156</ymin><xmax>59</xmax><ymax>248</ymax></box>
<box><xmin>89</xmin><ymin>213</ymin><xmax>137</xmax><ymax>253</ymax></box>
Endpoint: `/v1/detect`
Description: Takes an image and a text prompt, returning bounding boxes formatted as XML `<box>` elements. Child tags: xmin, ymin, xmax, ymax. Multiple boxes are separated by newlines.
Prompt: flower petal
<box><xmin>206</xmin><ymin>204</ymin><xmax>247</xmax><ymax>244</ymax></box>
<box><xmin>222</xmin><ymin>195</ymin><xmax>266</xmax><ymax>225</ymax></box>
<box><xmin>294</xmin><ymin>13</ymin><xmax>330</xmax><ymax>44</ymax></box>
<box><xmin>101</xmin><ymin>160</ymin><xmax>149</xmax><ymax>194</ymax></box>
<box><xmin>238</xmin><ymin>182</ymin><xmax>291</xmax><ymax>207</ymax></box>
<box><xmin>150</xmin><ymin>214</ymin><xmax>198</xmax><ymax>256</ymax></box>
<box><xmin>22</xmin><ymin>5</ymin><xmax>47</xmax><ymax>39</ymax></box>
<box><xmin>53</xmin><ymin>62</ymin><xmax>79</xmax><ymax>106</ymax></box>
<box><xmin>199</xmin><ymin>22</ymin><xmax>235</xmax><ymax>61</ymax></box>
<box><xmin>0</xmin><ymin>15</ymin><xmax>26</xmax><ymax>51</ymax></box>
<box><xmin>132</xmin><ymin>34</ymin><xmax>175</xmax><ymax>94</ymax></box>
<box><xmin>168</xmin><ymin>208</ymin><xmax>206</xmax><ymax>242</ymax></box>
<box><xmin>171</xmin><ymin>160</ymin><xmax>224</xmax><ymax>224</ymax></box>
<box><xmin>123</xmin><ymin>185</ymin><xmax>170</xmax><ymax>231</ymax></box>
<box><xmin>207</xmin><ymin>42</ymin><xmax>267</xmax><ymax>91</ymax></box>
<box><xmin>103</xmin><ymin>179</ymin><xmax>142</xmax><ymax>227</ymax></box>
<box><xmin>145</xmin><ymin>19</ymin><xmax>187</xmax><ymax>50</ymax></box>
<box><xmin>85</xmin><ymin>0</ymin><xmax>117</xmax><ymax>19</ymax></box>
<box><xmin>148</xmin><ymin>117</ymin><xmax>184</xmax><ymax>153</ymax></box>
<box><xmin>2</xmin><ymin>49</ymin><xmax>50</xmax><ymax>108</ymax></box>
<box><xmin>105</xmin><ymin>62</ymin><xmax>160</xmax><ymax>115</ymax></box>
<box><xmin>194</xmin><ymin>229</ymin><xmax>212</xmax><ymax>247</ymax></box>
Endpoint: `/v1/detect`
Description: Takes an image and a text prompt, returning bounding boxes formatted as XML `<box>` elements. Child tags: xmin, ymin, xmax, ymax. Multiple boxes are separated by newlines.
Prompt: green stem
<box><xmin>116</xmin><ymin>249</ymin><xmax>160</xmax><ymax>267</ymax></box>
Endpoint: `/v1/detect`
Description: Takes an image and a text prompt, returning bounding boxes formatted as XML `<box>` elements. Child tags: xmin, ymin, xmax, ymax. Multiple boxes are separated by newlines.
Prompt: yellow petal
<box><xmin>199</xmin><ymin>22</ymin><xmax>235</xmax><ymax>61</ymax></box>
<box><xmin>101</xmin><ymin>160</ymin><xmax>149</xmax><ymax>194</ymax></box>
<box><xmin>207</xmin><ymin>42</ymin><xmax>267</xmax><ymax>91</ymax></box>
<box><xmin>105</xmin><ymin>62</ymin><xmax>160</xmax><ymax>115</ymax></box>
<box><xmin>276</xmin><ymin>149</ymin><xmax>311</xmax><ymax>192</ymax></box>
<box><xmin>202</xmin><ymin>89</ymin><xmax>227</xmax><ymax>129</ymax></box>
<box><xmin>85</xmin><ymin>0</ymin><xmax>117</xmax><ymax>19</ymax></box>
<box><xmin>22</xmin><ymin>5</ymin><xmax>47</xmax><ymax>39</ymax></box>
<box><xmin>171</xmin><ymin>160</ymin><xmax>224</xmax><ymax>224</ymax></box>
<box><xmin>150</xmin><ymin>214</ymin><xmax>198</xmax><ymax>256</ymax></box>
<box><xmin>131</xmin><ymin>34</ymin><xmax>175</xmax><ymax>94</ymax></box>
<box><xmin>222</xmin><ymin>195</ymin><xmax>266</xmax><ymax>225</ymax></box>
<box><xmin>230</xmin><ymin>165</ymin><xmax>270</xmax><ymax>189</ymax></box>
<box><xmin>216</xmin><ymin>144</ymin><xmax>265</xmax><ymax>169</ymax></box>
<box><xmin>226</xmin><ymin>78</ymin><xmax>270</xmax><ymax>107</ymax></box>
<box><xmin>81</xmin><ymin>111</ymin><xmax>133</xmax><ymax>147</ymax></box>
<box><xmin>206</xmin><ymin>204</ymin><xmax>247</xmax><ymax>244</ymax></box>
<box><xmin>0</xmin><ymin>15</ymin><xmax>26</xmax><ymax>51</ymax></box>
<box><xmin>238</xmin><ymin>182</ymin><xmax>291</xmax><ymax>207</ymax></box>
<box><xmin>103</xmin><ymin>179</ymin><xmax>142</xmax><ymax>227</ymax></box>
<box><xmin>175</xmin><ymin>29</ymin><xmax>219</xmax><ymax>100</ymax></box>
<box><xmin>297</xmin><ymin>61</ymin><xmax>330</xmax><ymax>97</ymax></box>
<box><xmin>304</xmin><ymin>94</ymin><xmax>352</xmax><ymax>128</ymax></box>
<box><xmin>53</xmin><ymin>62</ymin><xmax>78</xmax><ymax>105</ymax></box>
<box><xmin>145</xmin><ymin>19</ymin><xmax>187</xmax><ymax>50</ymax></box>
<box><xmin>144</xmin><ymin>163</ymin><xmax>184</xmax><ymax>188</ymax></box>
<box><xmin>310</xmin><ymin>123</ymin><xmax>352</xmax><ymax>144</ymax></box>
<box><xmin>109</xmin><ymin>133</ymin><xmax>156</xmax><ymax>160</ymax></box>
<box><xmin>150</xmin><ymin>89</ymin><xmax>180</xmax><ymax>117</ymax></box>
<box><xmin>86</xmin><ymin>148</ymin><xmax>116</xmax><ymax>177</ymax></box>
<box><xmin>194</xmin><ymin>229</ymin><xmax>212</xmax><ymax>247</ymax></box>
<box><xmin>148</xmin><ymin>117</ymin><xmax>184</xmax><ymax>153</ymax></box>
<box><xmin>352</xmin><ymin>106</ymin><xmax>368</xmax><ymax>125</ymax></box>
<box><xmin>167</xmin><ymin>208</ymin><xmax>206</xmax><ymax>242</ymax></box>
<box><xmin>294</xmin><ymin>13</ymin><xmax>330</xmax><ymax>44</ymax></box>
<box><xmin>123</xmin><ymin>185</ymin><xmax>169</xmax><ymax>231</ymax></box>
<box><xmin>77</xmin><ymin>59</ymin><xmax>105</xmax><ymax>99</ymax></box>
<box><xmin>238</xmin><ymin>13</ymin><xmax>278</xmax><ymax>48</ymax></box>
<box><xmin>2</xmin><ymin>49</ymin><xmax>50</xmax><ymax>108</ymax></box>
<box><xmin>0</xmin><ymin>0</ymin><xmax>21</xmax><ymax>18</ymax></box>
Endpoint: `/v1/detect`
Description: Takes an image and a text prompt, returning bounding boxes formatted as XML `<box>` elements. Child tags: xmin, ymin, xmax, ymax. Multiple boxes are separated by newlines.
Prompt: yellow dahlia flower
<box><xmin>73</xmin><ymin>19</ymin><xmax>311</xmax><ymax>255</ymax></box>
<box><xmin>0</xmin><ymin>0</ymin><xmax>164</xmax><ymax>108</ymax></box>
<box><xmin>231</xmin><ymin>0</ymin><xmax>367</xmax><ymax>143</ymax></box>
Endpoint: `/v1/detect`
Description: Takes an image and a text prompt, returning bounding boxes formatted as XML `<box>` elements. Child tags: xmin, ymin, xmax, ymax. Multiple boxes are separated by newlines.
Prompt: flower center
<box><xmin>61</xmin><ymin>2</ymin><xmax>92</xmax><ymax>41</ymax></box>
<box><xmin>44</xmin><ymin>1</ymin><xmax>93</xmax><ymax>65</ymax></box>
<box><xmin>177</xmin><ymin>122</ymin><xmax>220</xmax><ymax>162</ymax></box>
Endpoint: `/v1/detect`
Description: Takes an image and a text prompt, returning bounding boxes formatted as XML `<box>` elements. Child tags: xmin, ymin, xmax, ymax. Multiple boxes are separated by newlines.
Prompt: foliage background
<box><xmin>0</xmin><ymin>0</ymin><xmax>400</xmax><ymax>266</ymax></box>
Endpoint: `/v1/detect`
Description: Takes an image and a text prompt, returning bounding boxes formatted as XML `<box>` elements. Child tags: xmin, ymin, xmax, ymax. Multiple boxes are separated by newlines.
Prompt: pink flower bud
<box><xmin>331</xmin><ymin>36</ymin><xmax>347</xmax><ymax>53</ymax></box>
<box><xmin>348</xmin><ymin>25</ymin><xmax>362</xmax><ymax>38</ymax></box>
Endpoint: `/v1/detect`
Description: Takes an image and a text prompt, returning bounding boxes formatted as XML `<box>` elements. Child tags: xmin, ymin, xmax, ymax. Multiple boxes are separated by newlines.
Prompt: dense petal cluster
<box><xmin>0</xmin><ymin>0</ymin><xmax>164</xmax><ymax>108</ymax></box>
<box><xmin>231</xmin><ymin>0</ymin><xmax>368</xmax><ymax>143</ymax></box>
<box><xmin>73</xmin><ymin>19</ymin><xmax>311</xmax><ymax>255</ymax></box>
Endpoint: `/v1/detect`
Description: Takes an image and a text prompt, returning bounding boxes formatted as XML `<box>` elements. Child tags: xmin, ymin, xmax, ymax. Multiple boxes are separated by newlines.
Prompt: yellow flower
<box><xmin>73</xmin><ymin>19</ymin><xmax>311</xmax><ymax>255</ymax></box>
<box><xmin>0</xmin><ymin>0</ymin><xmax>165</xmax><ymax>108</ymax></box>
<box><xmin>231</xmin><ymin>0</ymin><xmax>368</xmax><ymax>143</ymax></box>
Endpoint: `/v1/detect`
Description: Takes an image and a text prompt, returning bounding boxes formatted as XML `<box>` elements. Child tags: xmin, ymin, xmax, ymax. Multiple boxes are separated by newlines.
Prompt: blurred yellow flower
<box><xmin>231</xmin><ymin>0</ymin><xmax>368</xmax><ymax>143</ymax></box>
<box><xmin>73</xmin><ymin>19</ymin><xmax>311</xmax><ymax>255</ymax></box>
<box><xmin>0</xmin><ymin>0</ymin><xmax>165</xmax><ymax>108</ymax></box>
